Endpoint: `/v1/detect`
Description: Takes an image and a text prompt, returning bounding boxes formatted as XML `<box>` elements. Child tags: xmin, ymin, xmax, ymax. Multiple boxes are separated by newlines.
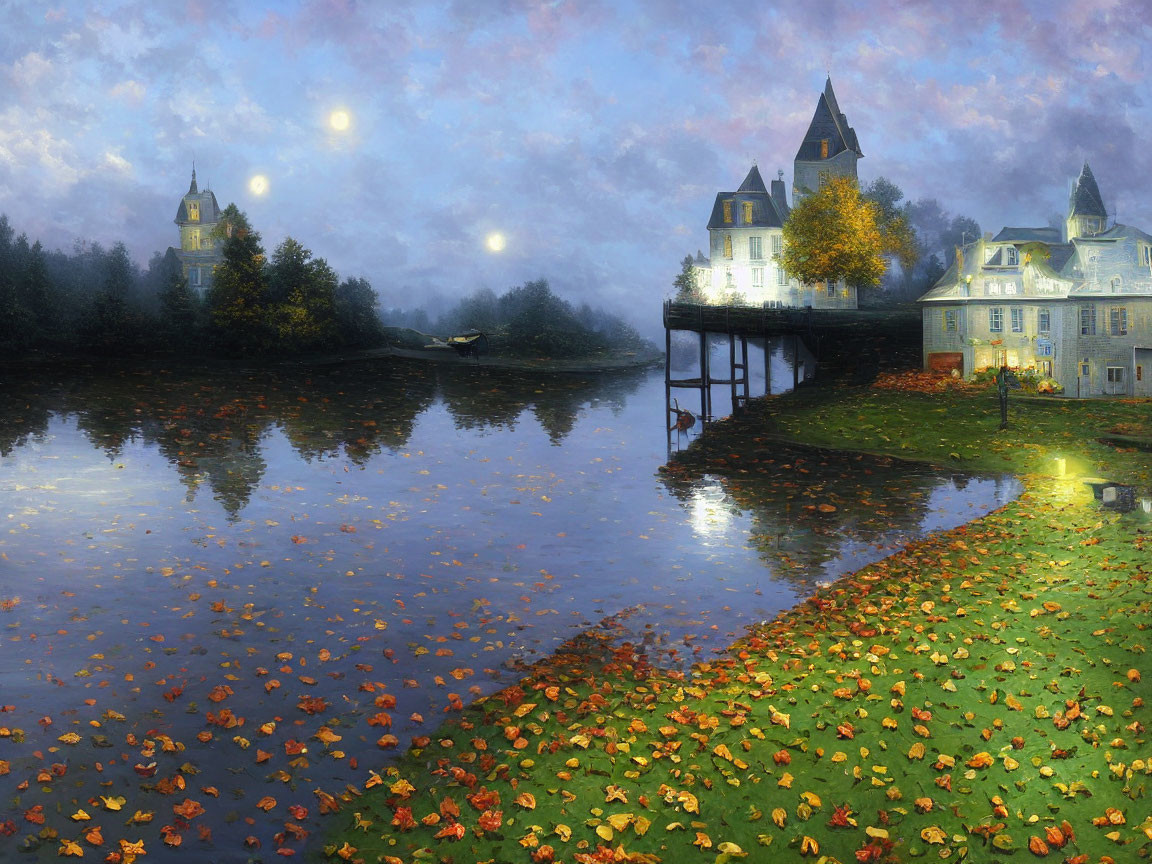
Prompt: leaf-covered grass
<box><xmin>325</xmin><ymin>385</ymin><xmax>1151</xmax><ymax>864</ymax></box>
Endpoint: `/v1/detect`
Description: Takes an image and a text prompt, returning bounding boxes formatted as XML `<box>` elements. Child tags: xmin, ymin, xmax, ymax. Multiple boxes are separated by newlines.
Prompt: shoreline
<box><xmin>328</xmin><ymin>382</ymin><xmax>1151</xmax><ymax>864</ymax></box>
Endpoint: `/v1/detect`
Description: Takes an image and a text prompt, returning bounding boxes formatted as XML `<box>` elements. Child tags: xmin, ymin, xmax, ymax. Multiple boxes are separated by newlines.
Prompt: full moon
<box><xmin>329</xmin><ymin>109</ymin><xmax>350</xmax><ymax>131</ymax></box>
<box><xmin>485</xmin><ymin>232</ymin><xmax>506</xmax><ymax>253</ymax></box>
<box><xmin>249</xmin><ymin>174</ymin><xmax>269</xmax><ymax>196</ymax></box>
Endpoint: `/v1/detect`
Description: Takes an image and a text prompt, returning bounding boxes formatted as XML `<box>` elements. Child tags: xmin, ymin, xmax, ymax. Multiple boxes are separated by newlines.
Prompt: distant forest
<box><xmin>0</xmin><ymin>207</ymin><xmax>649</xmax><ymax>361</ymax></box>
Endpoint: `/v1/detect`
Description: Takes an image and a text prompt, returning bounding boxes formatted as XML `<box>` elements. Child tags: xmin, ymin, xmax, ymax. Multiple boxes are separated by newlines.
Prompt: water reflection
<box><xmin>0</xmin><ymin>360</ymin><xmax>644</xmax><ymax>519</ymax></box>
<box><xmin>663</xmin><ymin>446</ymin><xmax>1020</xmax><ymax>587</ymax></box>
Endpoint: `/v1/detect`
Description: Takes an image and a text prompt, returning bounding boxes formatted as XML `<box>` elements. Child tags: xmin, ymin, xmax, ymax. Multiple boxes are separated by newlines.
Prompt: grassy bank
<box><xmin>325</xmin><ymin>382</ymin><xmax>1151</xmax><ymax>864</ymax></box>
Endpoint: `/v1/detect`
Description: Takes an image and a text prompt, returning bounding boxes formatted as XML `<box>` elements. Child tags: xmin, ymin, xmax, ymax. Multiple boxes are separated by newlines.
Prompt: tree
<box><xmin>863</xmin><ymin>177</ymin><xmax>920</xmax><ymax>278</ymax></box>
<box><xmin>781</xmin><ymin>174</ymin><xmax>889</xmax><ymax>292</ymax></box>
<box><xmin>88</xmin><ymin>242</ymin><xmax>139</xmax><ymax>352</ymax></box>
<box><xmin>266</xmin><ymin>237</ymin><xmax>338</xmax><ymax>352</ymax></box>
<box><xmin>206</xmin><ymin>204</ymin><xmax>270</xmax><ymax>351</ymax></box>
<box><xmin>159</xmin><ymin>272</ymin><xmax>203</xmax><ymax>346</ymax></box>
<box><xmin>334</xmin><ymin>276</ymin><xmax>384</xmax><ymax>347</ymax></box>
<box><xmin>673</xmin><ymin>255</ymin><xmax>704</xmax><ymax>302</ymax></box>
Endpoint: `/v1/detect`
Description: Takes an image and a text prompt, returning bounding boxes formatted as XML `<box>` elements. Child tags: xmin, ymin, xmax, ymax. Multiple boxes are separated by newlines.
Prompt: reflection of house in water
<box><xmin>664</xmin><ymin>447</ymin><xmax>989</xmax><ymax>587</ymax></box>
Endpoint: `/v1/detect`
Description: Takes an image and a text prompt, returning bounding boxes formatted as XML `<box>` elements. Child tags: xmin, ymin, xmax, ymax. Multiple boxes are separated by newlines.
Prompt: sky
<box><xmin>1</xmin><ymin>0</ymin><xmax>1150</xmax><ymax>329</ymax></box>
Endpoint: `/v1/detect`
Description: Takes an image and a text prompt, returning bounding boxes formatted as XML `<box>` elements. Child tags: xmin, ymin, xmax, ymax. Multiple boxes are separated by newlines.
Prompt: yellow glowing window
<box><xmin>724</xmin><ymin>235</ymin><xmax>732</xmax><ymax>258</ymax></box>
<box><xmin>722</xmin><ymin>200</ymin><xmax>733</xmax><ymax>223</ymax></box>
<box><xmin>742</xmin><ymin>201</ymin><xmax>753</xmax><ymax>223</ymax></box>
<box><xmin>185</xmin><ymin>228</ymin><xmax>200</xmax><ymax>251</ymax></box>
<box><xmin>187</xmin><ymin>201</ymin><xmax>200</xmax><ymax>222</ymax></box>
<box><xmin>820</xmin><ymin>139</ymin><xmax>829</xmax><ymax>159</ymax></box>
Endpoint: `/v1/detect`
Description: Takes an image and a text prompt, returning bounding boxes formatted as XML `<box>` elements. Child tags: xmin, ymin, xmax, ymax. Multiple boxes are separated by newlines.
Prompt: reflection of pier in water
<box><xmin>662</xmin><ymin>300</ymin><xmax>920</xmax><ymax>448</ymax></box>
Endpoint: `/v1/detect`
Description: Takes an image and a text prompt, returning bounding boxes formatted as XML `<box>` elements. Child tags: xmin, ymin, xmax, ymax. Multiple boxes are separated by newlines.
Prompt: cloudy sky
<box><xmin>1</xmin><ymin>0</ymin><xmax>1149</xmax><ymax>326</ymax></box>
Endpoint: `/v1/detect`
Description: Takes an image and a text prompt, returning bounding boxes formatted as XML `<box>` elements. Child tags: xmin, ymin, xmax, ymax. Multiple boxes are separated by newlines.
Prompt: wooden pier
<box><xmin>663</xmin><ymin>300</ymin><xmax>919</xmax><ymax>447</ymax></box>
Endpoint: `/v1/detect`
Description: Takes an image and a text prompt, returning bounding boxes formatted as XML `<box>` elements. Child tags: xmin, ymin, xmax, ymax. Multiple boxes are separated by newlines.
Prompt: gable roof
<box><xmin>706</xmin><ymin>190</ymin><xmax>786</xmax><ymax>230</ymax></box>
<box><xmin>175</xmin><ymin>188</ymin><xmax>222</xmax><ymax>225</ymax></box>
<box><xmin>795</xmin><ymin>77</ymin><xmax>863</xmax><ymax>163</ymax></box>
<box><xmin>1069</xmin><ymin>162</ymin><xmax>1107</xmax><ymax>219</ymax></box>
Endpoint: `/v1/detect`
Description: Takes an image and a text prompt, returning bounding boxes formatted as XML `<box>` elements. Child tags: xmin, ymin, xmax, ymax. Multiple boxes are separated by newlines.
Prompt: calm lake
<box><xmin>0</xmin><ymin>359</ymin><xmax>1019</xmax><ymax>860</ymax></box>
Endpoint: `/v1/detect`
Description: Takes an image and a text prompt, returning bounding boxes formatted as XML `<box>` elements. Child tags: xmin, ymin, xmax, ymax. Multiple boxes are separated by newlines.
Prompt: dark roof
<box><xmin>1095</xmin><ymin>222</ymin><xmax>1152</xmax><ymax>244</ymax></box>
<box><xmin>795</xmin><ymin>77</ymin><xmax>863</xmax><ymax>163</ymax></box>
<box><xmin>1047</xmin><ymin>244</ymin><xmax>1076</xmax><ymax>272</ymax></box>
<box><xmin>1069</xmin><ymin>162</ymin><xmax>1106</xmax><ymax>219</ymax></box>
<box><xmin>737</xmin><ymin>165</ymin><xmax>767</xmax><ymax>194</ymax></box>
<box><xmin>706</xmin><ymin>190</ymin><xmax>785</xmax><ymax>231</ymax></box>
<box><xmin>175</xmin><ymin>188</ymin><xmax>222</xmax><ymax>225</ymax></box>
<box><xmin>188</xmin><ymin>168</ymin><xmax>198</xmax><ymax>195</ymax></box>
<box><xmin>991</xmin><ymin>227</ymin><xmax>1062</xmax><ymax>244</ymax></box>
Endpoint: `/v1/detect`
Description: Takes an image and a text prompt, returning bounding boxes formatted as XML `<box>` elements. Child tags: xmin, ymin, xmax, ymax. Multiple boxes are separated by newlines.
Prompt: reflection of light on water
<box><xmin>689</xmin><ymin>476</ymin><xmax>734</xmax><ymax>538</ymax></box>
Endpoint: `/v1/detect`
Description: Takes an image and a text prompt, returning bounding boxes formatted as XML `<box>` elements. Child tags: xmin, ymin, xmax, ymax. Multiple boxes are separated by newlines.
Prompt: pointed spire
<box><xmin>188</xmin><ymin>163</ymin><xmax>198</xmax><ymax>195</ymax></box>
<box><xmin>737</xmin><ymin>165</ymin><xmax>768</xmax><ymax>194</ymax></box>
<box><xmin>1069</xmin><ymin>162</ymin><xmax>1106</xmax><ymax>218</ymax></box>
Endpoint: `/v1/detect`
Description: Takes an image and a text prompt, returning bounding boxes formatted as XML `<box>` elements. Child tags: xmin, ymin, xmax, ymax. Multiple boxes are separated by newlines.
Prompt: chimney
<box><xmin>771</xmin><ymin>172</ymin><xmax>789</xmax><ymax>217</ymax></box>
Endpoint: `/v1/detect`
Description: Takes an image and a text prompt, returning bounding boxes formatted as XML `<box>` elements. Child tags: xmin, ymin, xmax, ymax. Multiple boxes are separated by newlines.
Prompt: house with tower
<box><xmin>919</xmin><ymin>163</ymin><xmax>1152</xmax><ymax>398</ymax></box>
<box><xmin>172</xmin><ymin>167</ymin><xmax>224</xmax><ymax>292</ymax></box>
<box><xmin>690</xmin><ymin>78</ymin><xmax>864</xmax><ymax>309</ymax></box>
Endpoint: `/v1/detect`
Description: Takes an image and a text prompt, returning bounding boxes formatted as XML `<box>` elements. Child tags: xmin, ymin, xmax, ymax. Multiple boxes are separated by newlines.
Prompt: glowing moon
<box><xmin>249</xmin><ymin>174</ymin><xmax>269</xmax><ymax>196</ymax></box>
<box><xmin>485</xmin><ymin>232</ymin><xmax>506</xmax><ymax>253</ymax></box>
<box><xmin>329</xmin><ymin>109</ymin><xmax>351</xmax><ymax>131</ymax></box>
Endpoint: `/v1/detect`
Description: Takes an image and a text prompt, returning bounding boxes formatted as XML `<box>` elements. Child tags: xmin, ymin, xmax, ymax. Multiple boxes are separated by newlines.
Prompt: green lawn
<box><xmin>325</xmin><ymin>385</ymin><xmax>1151</xmax><ymax>864</ymax></box>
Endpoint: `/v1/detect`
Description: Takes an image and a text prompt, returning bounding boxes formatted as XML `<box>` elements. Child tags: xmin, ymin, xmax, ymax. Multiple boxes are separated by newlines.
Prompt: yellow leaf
<box><xmin>595</xmin><ymin>824</ymin><xmax>613</xmax><ymax>841</ymax></box>
<box><xmin>831</xmin><ymin>751</ymin><xmax>847</xmax><ymax>763</ymax></box>
<box><xmin>713</xmin><ymin>743</ymin><xmax>733</xmax><ymax>761</ymax></box>
<box><xmin>100</xmin><ymin>796</ymin><xmax>125</xmax><ymax>812</ymax></box>
<box><xmin>58</xmin><ymin>839</ymin><xmax>85</xmax><ymax>857</ymax></box>
<box><xmin>800</xmin><ymin>835</ymin><xmax>819</xmax><ymax>855</ymax></box>
<box><xmin>693</xmin><ymin>831</ymin><xmax>712</xmax><ymax>849</ymax></box>
<box><xmin>677</xmin><ymin>790</ymin><xmax>699</xmax><ymax>814</ymax></box>
<box><xmin>553</xmin><ymin>824</ymin><xmax>572</xmax><ymax>842</ymax></box>
<box><xmin>921</xmin><ymin>825</ymin><xmax>948</xmax><ymax>844</ymax></box>
<box><xmin>58</xmin><ymin>733</ymin><xmax>82</xmax><ymax>745</ymax></box>
<box><xmin>70</xmin><ymin>810</ymin><xmax>91</xmax><ymax>822</ymax></box>
<box><xmin>634</xmin><ymin>816</ymin><xmax>651</xmax><ymax>837</ymax></box>
<box><xmin>777</xmin><ymin>772</ymin><xmax>794</xmax><ymax>788</ymax></box>
<box><xmin>771</xmin><ymin>808</ymin><xmax>787</xmax><ymax>828</ymax></box>
<box><xmin>513</xmin><ymin>702</ymin><xmax>537</xmax><ymax>718</ymax></box>
<box><xmin>606</xmin><ymin>813</ymin><xmax>633</xmax><ymax>831</ymax></box>
<box><xmin>800</xmin><ymin>792</ymin><xmax>821</xmax><ymax>808</ymax></box>
<box><xmin>907</xmin><ymin>742</ymin><xmax>926</xmax><ymax>760</ymax></box>
<box><xmin>866</xmin><ymin>826</ymin><xmax>889</xmax><ymax>839</ymax></box>
<box><xmin>514</xmin><ymin>792</ymin><xmax>536</xmax><ymax>810</ymax></box>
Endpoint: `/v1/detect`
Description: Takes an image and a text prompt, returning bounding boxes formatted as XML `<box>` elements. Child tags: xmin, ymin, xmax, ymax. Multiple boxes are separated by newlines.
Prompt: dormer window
<box><xmin>1005</xmin><ymin>247</ymin><xmax>1018</xmax><ymax>266</ymax></box>
<box><xmin>722</xmin><ymin>200</ymin><xmax>733</xmax><ymax>223</ymax></box>
<box><xmin>820</xmin><ymin>139</ymin><xmax>829</xmax><ymax>159</ymax></box>
<box><xmin>742</xmin><ymin>201</ymin><xmax>753</xmax><ymax>223</ymax></box>
<box><xmin>723</xmin><ymin>235</ymin><xmax>733</xmax><ymax>259</ymax></box>
<box><xmin>187</xmin><ymin>201</ymin><xmax>200</xmax><ymax>222</ymax></box>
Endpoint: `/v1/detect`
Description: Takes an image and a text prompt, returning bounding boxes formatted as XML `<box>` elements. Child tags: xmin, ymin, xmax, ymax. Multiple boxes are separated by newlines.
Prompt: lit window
<box><xmin>1109</xmin><ymin>307</ymin><xmax>1128</xmax><ymax>336</ymax></box>
<box><xmin>751</xmin><ymin>268</ymin><xmax>763</xmax><ymax>287</ymax></box>
<box><xmin>749</xmin><ymin>236</ymin><xmax>763</xmax><ymax>260</ymax></box>
<box><xmin>987</xmin><ymin>282</ymin><xmax>1001</xmax><ymax>295</ymax></box>
<box><xmin>1006</xmin><ymin>247</ymin><xmax>1018</xmax><ymax>266</ymax></box>
<box><xmin>742</xmin><ymin>201</ymin><xmax>753</xmax><ymax>223</ymax></box>
<box><xmin>722</xmin><ymin>200</ymin><xmax>733</xmax><ymax>223</ymax></box>
<box><xmin>1080</xmin><ymin>304</ymin><xmax>1096</xmax><ymax>335</ymax></box>
<box><xmin>724</xmin><ymin>235</ymin><xmax>732</xmax><ymax>258</ymax></box>
<box><xmin>187</xmin><ymin>201</ymin><xmax>200</xmax><ymax>222</ymax></box>
<box><xmin>944</xmin><ymin>309</ymin><xmax>957</xmax><ymax>332</ymax></box>
<box><xmin>989</xmin><ymin>307</ymin><xmax>1003</xmax><ymax>332</ymax></box>
<box><xmin>185</xmin><ymin>228</ymin><xmax>200</xmax><ymax>251</ymax></box>
<box><xmin>820</xmin><ymin>139</ymin><xmax>829</xmax><ymax>159</ymax></box>
<box><xmin>1011</xmin><ymin>307</ymin><xmax>1024</xmax><ymax>333</ymax></box>
<box><xmin>1038</xmin><ymin>308</ymin><xmax>1050</xmax><ymax>334</ymax></box>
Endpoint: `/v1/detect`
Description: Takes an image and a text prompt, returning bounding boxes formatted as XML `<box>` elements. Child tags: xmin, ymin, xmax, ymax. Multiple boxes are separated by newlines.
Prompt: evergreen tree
<box><xmin>206</xmin><ymin>204</ymin><xmax>270</xmax><ymax>351</ymax></box>
<box><xmin>267</xmin><ymin>237</ymin><xmax>338</xmax><ymax>352</ymax></box>
<box><xmin>159</xmin><ymin>272</ymin><xmax>202</xmax><ymax>346</ymax></box>
<box><xmin>673</xmin><ymin>255</ymin><xmax>704</xmax><ymax>302</ymax></box>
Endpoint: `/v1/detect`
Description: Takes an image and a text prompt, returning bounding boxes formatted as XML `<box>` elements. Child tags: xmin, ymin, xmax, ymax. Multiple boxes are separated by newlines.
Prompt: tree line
<box><xmin>0</xmin><ymin>205</ymin><xmax>384</xmax><ymax>357</ymax></box>
<box><xmin>0</xmin><ymin>206</ymin><xmax>650</xmax><ymax>361</ymax></box>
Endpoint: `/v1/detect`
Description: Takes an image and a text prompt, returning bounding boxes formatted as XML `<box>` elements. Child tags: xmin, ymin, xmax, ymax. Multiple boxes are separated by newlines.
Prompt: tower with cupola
<box><xmin>174</xmin><ymin>166</ymin><xmax>224</xmax><ymax>291</ymax></box>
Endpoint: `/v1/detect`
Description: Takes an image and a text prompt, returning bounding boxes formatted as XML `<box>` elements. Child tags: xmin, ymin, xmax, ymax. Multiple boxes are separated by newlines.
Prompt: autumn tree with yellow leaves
<box><xmin>780</xmin><ymin>174</ymin><xmax>917</xmax><ymax>299</ymax></box>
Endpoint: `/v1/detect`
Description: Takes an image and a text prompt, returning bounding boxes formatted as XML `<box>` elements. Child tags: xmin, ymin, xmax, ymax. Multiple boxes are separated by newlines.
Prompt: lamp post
<box><xmin>964</xmin><ymin>274</ymin><xmax>973</xmax><ymax>296</ymax></box>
